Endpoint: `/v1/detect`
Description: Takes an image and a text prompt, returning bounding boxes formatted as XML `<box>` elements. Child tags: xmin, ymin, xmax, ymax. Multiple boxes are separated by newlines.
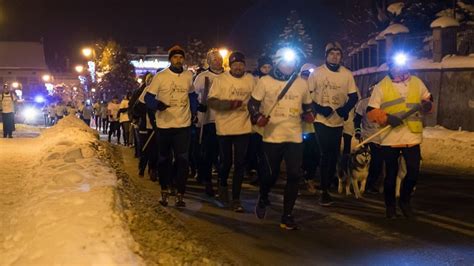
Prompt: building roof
<box><xmin>0</xmin><ymin>42</ymin><xmax>48</xmax><ymax>70</ymax></box>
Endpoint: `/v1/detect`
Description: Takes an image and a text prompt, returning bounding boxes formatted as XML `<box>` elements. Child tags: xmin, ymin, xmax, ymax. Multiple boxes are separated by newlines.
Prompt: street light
<box><xmin>75</xmin><ymin>65</ymin><xmax>84</xmax><ymax>73</ymax></box>
<box><xmin>82</xmin><ymin>48</ymin><xmax>93</xmax><ymax>58</ymax></box>
<box><xmin>42</xmin><ymin>74</ymin><xmax>51</xmax><ymax>82</ymax></box>
<box><xmin>219</xmin><ymin>48</ymin><xmax>229</xmax><ymax>58</ymax></box>
<box><xmin>91</xmin><ymin>88</ymin><xmax>96</xmax><ymax>93</ymax></box>
<box><xmin>12</xmin><ymin>82</ymin><xmax>20</xmax><ymax>89</ymax></box>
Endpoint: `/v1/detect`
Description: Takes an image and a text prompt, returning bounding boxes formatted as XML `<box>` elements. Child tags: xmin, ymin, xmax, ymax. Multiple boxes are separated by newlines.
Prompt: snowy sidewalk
<box><xmin>0</xmin><ymin>116</ymin><xmax>143</xmax><ymax>265</ymax></box>
<box><xmin>421</xmin><ymin>126</ymin><xmax>474</xmax><ymax>175</ymax></box>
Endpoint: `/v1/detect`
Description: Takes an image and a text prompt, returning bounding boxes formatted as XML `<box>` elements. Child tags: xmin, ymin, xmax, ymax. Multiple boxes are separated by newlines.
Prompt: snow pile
<box><xmin>377</xmin><ymin>23</ymin><xmax>410</xmax><ymax>40</ymax></box>
<box><xmin>0</xmin><ymin>115</ymin><xmax>143</xmax><ymax>265</ymax></box>
<box><xmin>422</xmin><ymin>126</ymin><xmax>474</xmax><ymax>174</ymax></box>
<box><xmin>431</xmin><ymin>16</ymin><xmax>460</xmax><ymax>28</ymax></box>
<box><xmin>387</xmin><ymin>2</ymin><xmax>405</xmax><ymax>16</ymax></box>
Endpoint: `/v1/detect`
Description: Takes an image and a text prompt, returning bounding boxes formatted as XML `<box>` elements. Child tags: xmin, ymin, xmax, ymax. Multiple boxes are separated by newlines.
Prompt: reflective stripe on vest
<box><xmin>379</xmin><ymin>76</ymin><xmax>423</xmax><ymax>133</ymax></box>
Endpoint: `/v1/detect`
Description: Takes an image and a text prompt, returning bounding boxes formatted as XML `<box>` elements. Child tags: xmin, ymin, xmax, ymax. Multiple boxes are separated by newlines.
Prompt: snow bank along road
<box><xmin>0</xmin><ymin>116</ymin><xmax>144</xmax><ymax>265</ymax></box>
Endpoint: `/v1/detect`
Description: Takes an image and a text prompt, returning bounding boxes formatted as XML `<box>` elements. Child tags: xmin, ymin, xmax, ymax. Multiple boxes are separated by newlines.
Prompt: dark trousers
<box><xmin>218</xmin><ymin>134</ymin><xmax>250</xmax><ymax>200</ymax></box>
<box><xmin>189</xmin><ymin>125</ymin><xmax>200</xmax><ymax>176</ymax></box>
<box><xmin>198</xmin><ymin>123</ymin><xmax>219</xmax><ymax>184</ymax></box>
<box><xmin>108</xmin><ymin>121</ymin><xmax>121</xmax><ymax>143</ymax></box>
<box><xmin>302</xmin><ymin>133</ymin><xmax>320</xmax><ymax>180</ymax></box>
<box><xmin>95</xmin><ymin>115</ymin><xmax>101</xmax><ymax>131</ymax></box>
<box><xmin>139</xmin><ymin>129</ymin><xmax>157</xmax><ymax>173</ymax></box>
<box><xmin>121</xmin><ymin>121</ymin><xmax>131</xmax><ymax>145</ymax></box>
<box><xmin>367</xmin><ymin>142</ymin><xmax>384</xmax><ymax>190</ymax></box>
<box><xmin>246</xmin><ymin>133</ymin><xmax>265</xmax><ymax>180</ymax></box>
<box><xmin>2</xmin><ymin>112</ymin><xmax>14</xmax><ymax>137</ymax></box>
<box><xmin>83</xmin><ymin>119</ymin><xmax>91</xmax><ymax>126</ymax></box>
<box><xmin>157</xmin><ymin>127</ymin><xmax>191</xmax><ymax>194</ymax></box>
<box><xmin>314</xmin><ymin>122</ymin><xmax>343</xmax><ymax>192</ymax></box>
<box><xmin>260</xmin><ymin>142</ymin><xmax>303</xmax><ymax>216</ymax></box>
<box><xmin>102</xmin><ymin>117</ymin><xmax>109</xmax><ymax>133</ymax></box>
<box><xmin>342</xmin><ymin>133</ymin><xmax>352</xmax><ymax>155</ymax></box>
<box><xmin>381</xmin><ymin>145</ymin><xmax>421</xmax><ymax>207</ymax></box>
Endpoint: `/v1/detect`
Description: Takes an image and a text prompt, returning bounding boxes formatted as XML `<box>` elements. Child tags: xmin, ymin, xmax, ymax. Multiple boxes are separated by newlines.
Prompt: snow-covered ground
<box><xmin>0</xmin><ymin>116</ymin><xmax>144</xmax><ymax>265</ymax></box>
<box><xmin>422</xmin><ymin>126</ymin><xmax>474</xmax><ymax>175</ymax></box>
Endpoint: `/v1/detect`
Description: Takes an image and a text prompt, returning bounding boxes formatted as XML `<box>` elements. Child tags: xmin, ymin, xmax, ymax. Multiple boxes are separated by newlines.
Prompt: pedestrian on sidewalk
<box><xmin>145</xmin><ymin>45</ymin><xmax>197</xmax><ymax>207</ymax></box>
<box><xmin>100</xmin><ymin>101</ymin><xmax>109</xmax><ymax>134</ymax></box>
<box><xmin>308</xmin><ymin>42</ymin><xmax>359</xmax><ymax>206</ymax></box>
<box><xmin>81</xmin><ymin>102</ymin><xmax>93</xmax><ymax>126</ymax></box>
<box><xmin>208</xmin><ymin>51</ymin><xmax>255</xmax><ymax>212</ymax></box>
<box><xmin>250</xmin><ymin>48</ymin><xmax>314</xmax><ymax>230</ymax></box>
<box><xmin>119</xmin><ymin>92</ymin><xmax>132</xmax><ymax>146</ymax></box>
<box><xmin>367</xmin><ymin>52</ymin><xmax>433</xmax><ymax>219</ymax></box>
<box><xmin>1</xmin><ymin>83</ymin><xmax>17</xmax><ymax>138</ymax></box>
<box><xmin>108</xmin><ymin>96</ymin><xmax>121</xmax><ymax>144</ymax></box>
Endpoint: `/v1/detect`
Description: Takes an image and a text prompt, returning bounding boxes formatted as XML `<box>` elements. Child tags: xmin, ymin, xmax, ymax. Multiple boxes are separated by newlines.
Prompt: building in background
<box><xmin>0</xmin><ymin>42</ymin><xmax>51</xmax><ymax>100</ymax></box>
<box><xmin>127</xmin><ymin>46</ymin><xmax>170</xmax><ymax>76</ymax></box>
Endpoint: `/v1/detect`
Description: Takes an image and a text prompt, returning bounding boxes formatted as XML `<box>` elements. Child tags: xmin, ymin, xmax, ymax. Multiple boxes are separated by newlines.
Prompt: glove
<box><xmin>336</xmin><ymin>107</ymin><xmax>349</xmax><ymax>121</ymax></box>
<box><xmin>256</xmin><ymin>115</ymin><xmax>270</xmax><ymax>127</ymax></box>
<box><xmin>386</xmin><ymin>114</ymin><xmax>403</xmax><ymax>127</ymax></box>
<box><xmin>354</xmin><ymin>128</ymin><xmax>362</xmax><ymax>141</ymax></box>
<box><xmin>157</xmin><ymin>101</ymin><xmax>170</xmax><ymax>111</ymax></box>
<box><xmin>302</xmin><ymin>112</ymin><xmax>315</xmax><ymax>123</ymax></box>
<box><xmin>319</xmin><ymin>106</ymin><xmax>334</xmax><ymax>117</ymax></box>
<box><xmin>230</xmin><ymin>100</ymin><xmax>243</xmax><ymax>109</ymax></box>
<box><xmin>197</xmin><ymin>104</ymin><xmax>207</xmax><ymax>112</ymax></box>
<box><xmin>421</xmin><ymin>100</ymin><xmax>432</xmax><ymax>113</ymax></box>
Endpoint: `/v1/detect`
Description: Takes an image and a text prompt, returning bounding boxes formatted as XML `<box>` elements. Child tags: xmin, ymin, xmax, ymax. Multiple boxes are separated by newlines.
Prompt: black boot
<box><xmin>218</xmin><ymin>185</ymin><xmax>229</xmax><ymax>205</ymax></box>
<box><xmin>159</xmin><ymin>191</ymin><xmax>169</xmax><ymax>207</ymax></box>
<box><xmin>399</xmin><ymin>200</ymin><xmax>415</xmax><ymax>218</ymax></box>
<box><xmin>176</xmin><ymin>193</ymin><xmax>186</xmax><ymax>208</ymax></box>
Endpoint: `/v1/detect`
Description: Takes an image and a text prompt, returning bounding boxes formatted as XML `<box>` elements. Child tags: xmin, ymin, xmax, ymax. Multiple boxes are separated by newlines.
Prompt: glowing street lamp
<box><xmin>137</xmin><ymin>78</ymin><xmax>143</xmax><ymax>84</ymax></box>
<box><xmin>75</xmin><ymin>65</ymin><xmax>84</xmax><ymax>73</ymax></box>
<box><xmin>12</xmin><ymin>82</ymin><xmax>20</xmax><ymax>89</ymax></box>
<box><xmin>91</xmin><ymin>88</ymin><xmax>96</xmax><ymax>93</ymax></box>
<box><xmin>42</xmin><ymin>74</ymin><xmax>51</xmax><ymax>82</ymax></box>
<box><xmin>219</xmin><ymin>48</ymin><xmax>229</xmax><ymax>58</ymax></box>
<box><xmin>82</xmin><ymin>48</ymin><xmax>93</xmax><ymax>58</ymax></box>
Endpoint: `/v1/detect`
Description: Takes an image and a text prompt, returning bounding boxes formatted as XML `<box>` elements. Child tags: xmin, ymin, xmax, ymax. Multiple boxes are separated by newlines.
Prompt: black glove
<box><xmin>157</xmin><ymin>101</ymin><xmax>170</xmax><ymax>111</ymax></box>
<box><xmin>354</xmin><ymin>128</ymin><xmax>362</xmax><ymax>141</ymax></box>
<box><xmin>335</xmin><ymin>107</ymin><xmax>349</xmax><ymax>121</ymax></box>
<box><xmin>421</xmin><ymin>100</ymin><xmax>432</xmax><ymax>113</ymax></box>
<box><xmin>313</xmin><ymin>103</ymin><xmax>334</xmax><ymax>117</ymax></box>
<box><xmin>387</xmin><ymin>114</ymin><xmax>403</xmax><ymax>127</ymax></box>
<box><xmin>197</xmin><ymin>103</ymin><xmax>207</xmax><ymax>112</ymax></box>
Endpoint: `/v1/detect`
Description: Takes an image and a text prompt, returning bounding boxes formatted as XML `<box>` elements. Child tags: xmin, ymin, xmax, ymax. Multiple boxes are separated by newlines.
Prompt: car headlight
<box><xmin>23</xmin><ymin>107</ymin><xmax>39</xmax><ymax>120</ymax></box>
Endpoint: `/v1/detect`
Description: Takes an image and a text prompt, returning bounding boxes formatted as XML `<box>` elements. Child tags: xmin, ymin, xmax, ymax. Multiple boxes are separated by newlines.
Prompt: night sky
<box><xmin>0</xmin><ymin>0</ymin><xmax>361</xmax><ymax>64</ymax></box>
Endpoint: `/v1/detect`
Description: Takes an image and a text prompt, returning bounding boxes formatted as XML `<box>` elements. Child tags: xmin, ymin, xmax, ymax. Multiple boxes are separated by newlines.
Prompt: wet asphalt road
<box><xmin>117</xmin><ymin>144</ymin><xmax>474</xmax><ymax>266</ymax></box>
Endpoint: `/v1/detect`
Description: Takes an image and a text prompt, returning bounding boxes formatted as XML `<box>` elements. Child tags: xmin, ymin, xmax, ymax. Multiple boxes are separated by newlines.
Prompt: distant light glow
<box><xmin>91</xmin><ymin>88</ymin><xmax>96</xmax><ymax>93</ymax></box>
<box><xmin>309</xmin><ymin>68</ymin><xmax>314</xmax><ymax>73</ymax></box>
<box><xmin>88</xmin><ymin>61</ymin><xmax>96</xmax><ymax>82</ymax></box>
<box><xmin>23</xmin><ymin>107</ymin><xmax>39</xmax><ymax>120</ymax></box>
<box><xmin>45</xmin><ymin>83</ymin><xmax>54</xmax><ymax>95</ymax></box>
<box><xmin>75</xmin><ymin>65</ymin><xmax>84</xmax><ymax>73</ymax></box>
<box><xmin>393</xmin><ymin>52</ymin><xmax>408</xmax><ymax>66</ymax></box>
<box><xmin>34</xmin><ymin>95</ymin><xmax>45</xmax><ymax>103</ymax></box>
<box><xmin>42</xmin><ymin>74</ymin><xmax>51</xmax><ymax>82</ymax></box>
<box><xmin>137</xmin><ymin>78</ymin><xmax>143</xmax><ymax>84</ymax></box>
<box><xmin>82</xmin><ymin>48</ymin><xmax>93</xmax><ymax>57</ymax></box>
<box><xmin>219</xmin><ymin>48</ymin><xmax>229</xmax><ymax>58</ymax></box>
<box><xmin>12</xmin><ymin>82</ymin><xmax>20</xmax><ymax>89</ymax></box>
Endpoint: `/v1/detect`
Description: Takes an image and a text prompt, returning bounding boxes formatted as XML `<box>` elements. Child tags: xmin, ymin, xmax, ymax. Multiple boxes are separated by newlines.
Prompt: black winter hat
<box><xmin>168</xmin><ymin>45</ymin><xmax>185</xmax><ymax>60</ymax></box>
<box><xmin>257</xmin><ymin>56</ymin><xmax>273</xmax><ymax>68</ymax></box>
<box><xmin>229</xmin><ymin>52</ymin><xmax>246</xmax><ymax>66</ymax></box>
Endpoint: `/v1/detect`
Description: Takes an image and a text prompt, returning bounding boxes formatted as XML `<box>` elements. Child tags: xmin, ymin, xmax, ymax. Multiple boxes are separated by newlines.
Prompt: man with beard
<box><xmin>145</xmin><ymin>45</ymin><xmax>197</xmax><ymax>207</ymax></box>
<box><xmin>207</xmin><ymin>52</ymin><xmax>254</xmax><ymax>212</ymax></box>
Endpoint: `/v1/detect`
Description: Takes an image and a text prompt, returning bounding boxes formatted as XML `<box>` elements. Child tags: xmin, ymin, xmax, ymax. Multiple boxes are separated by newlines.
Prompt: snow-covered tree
<box><xmin>276</xmin><ymin>10</ymin><xmax>313</xmax><ymax>58</ymax></box>
<box><xmin>186</xmin><ymin>38</ymin><xmax>208</xmax><ymax>68</ymax></box>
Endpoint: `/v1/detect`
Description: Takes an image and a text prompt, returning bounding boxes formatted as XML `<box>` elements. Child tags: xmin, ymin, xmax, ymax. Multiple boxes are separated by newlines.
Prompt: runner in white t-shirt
<box><xmin>193</xmin><ymin>49</ymin><xmax>225</xmax><ymax>197</ymax></box>
<box><xmin>308</xmin><ymin>42</ymin><xmax>359</xmax><ymax>206</ymax></box>
<box><xmin>367</xmin><ymin>54</ymin><xmax>432</xmax><ymax>219</ymax></box>
<box><xmin>249</xmin><ymin>48</ymin><xmax>314</xmax><ymax>230</ymax></box>
<box><xmin>107</xmin><ymin>96</ymin><xmax>121</xmax><ymax>144</ymax></box>
<box><xmin>207</xmin><ymin>51</ymin><xmax>254</xmax><ymax>212</ymax></box>
<box><xmin>144</xmin><ymin>45</ymin><xmax>197</xmax><ymax>208</ymax></box>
